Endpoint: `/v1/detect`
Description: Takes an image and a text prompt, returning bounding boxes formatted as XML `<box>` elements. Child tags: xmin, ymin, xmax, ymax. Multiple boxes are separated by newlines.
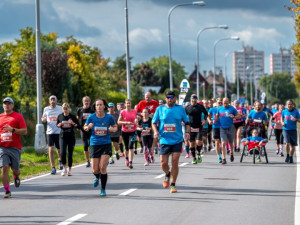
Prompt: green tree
<box><xmin>132</xmin><ymin>63</ymin><xmax>159</xmax><ymax>86</ymax></box>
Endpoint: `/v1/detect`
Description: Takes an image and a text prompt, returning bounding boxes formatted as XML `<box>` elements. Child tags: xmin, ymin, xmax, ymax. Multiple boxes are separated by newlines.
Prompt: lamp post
<box><xmin>168</xmin><ymin>1</ymin><xmax>205</xmax><ymax>91</ymax></box>
<box><xmin>125</xmin><ymin>0</ymin><xmax>130</xmax><ymax>99</ymax></box>
<box><xmin>213</xmin><ymin>36</ymin><xmax>239</xmax><ymax>98</ymax></box>
<box><xmin>246</xmin><ymin>66</ymin><xmax>254</xmax><ymax>105</ymax></box>
<box><xmin>196</xmin><ymin>25</ymin><xmax>228</xmax><ymax>99</ymax></box>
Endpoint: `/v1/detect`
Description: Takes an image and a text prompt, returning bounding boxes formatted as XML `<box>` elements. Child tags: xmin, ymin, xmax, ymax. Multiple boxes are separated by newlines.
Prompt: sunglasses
<box><xmin>218</xmin><ymin>102</ymin><xmax>222</xmax><ymax>104</ymax></box>
<box><xmin>166</xmin><ymin>96</ymin><xmax>175</xmax><ymax>99</ymax></box>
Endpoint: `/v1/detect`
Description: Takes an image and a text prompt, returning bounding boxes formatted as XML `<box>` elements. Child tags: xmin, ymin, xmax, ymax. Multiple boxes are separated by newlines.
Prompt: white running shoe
<box><xmin>61</xmin><ymin>169</ymin><xmax>67</xmax><ymax>176</ymax></box>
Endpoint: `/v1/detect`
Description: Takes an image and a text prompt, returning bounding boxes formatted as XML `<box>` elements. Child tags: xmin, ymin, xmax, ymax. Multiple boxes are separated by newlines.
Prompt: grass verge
<box><xmin>0</xmin><ymin>145</ymin><xmax>86</xmax><ymax>186</ymax></box>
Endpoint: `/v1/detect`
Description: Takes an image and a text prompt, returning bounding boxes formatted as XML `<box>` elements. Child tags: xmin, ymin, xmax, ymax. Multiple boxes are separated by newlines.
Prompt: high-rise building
<box><xmin>270</xmin><ymin>48</ymin><xmax>295</xmax><ymax>75</ymax></box>
<box><xmin>233</xmin><ymin>46</ymin><xmax>264</xmax><ymax>87</ymax></box>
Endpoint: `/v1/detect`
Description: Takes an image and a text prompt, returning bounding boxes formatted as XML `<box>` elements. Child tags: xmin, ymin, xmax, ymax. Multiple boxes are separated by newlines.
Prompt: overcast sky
<box><xmin>0</xmin><ymin>0</ymin><xmax>295</xmax><ymax>82</ymax></box>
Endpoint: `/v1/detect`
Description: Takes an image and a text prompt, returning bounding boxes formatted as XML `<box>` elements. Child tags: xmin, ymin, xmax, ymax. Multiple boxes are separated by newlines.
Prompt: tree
<box><xmin>132</xmin><ymin>63</ymin><xmax>159</xmax><ymax>86</ymax></box>
<box><xmin>0</xmin><ymin>49</ymin><xmax>12</xmax><ymax>101</ymax></box>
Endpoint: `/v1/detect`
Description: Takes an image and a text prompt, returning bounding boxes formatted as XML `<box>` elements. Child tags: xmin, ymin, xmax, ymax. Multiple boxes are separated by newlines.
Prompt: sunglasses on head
<box><xmin>166</xmin><ymin>96</ymin><xmax>175</xmax><ymax>99</ymax></box>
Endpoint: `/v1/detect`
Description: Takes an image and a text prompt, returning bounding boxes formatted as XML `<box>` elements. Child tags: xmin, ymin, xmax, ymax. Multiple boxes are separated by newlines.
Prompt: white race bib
<box><xmin>191</xmin><ymin>128</ymin><xmax>199</xmax><ymax>132</ymax></box>
<box><xmin>125</xmin><ymin>124</ymin><xmax>134</xmax><ymax>131</ymax></box>
<box><xmin>94</xmin><ymin>126</ymin><xmax>107</xmax><ymax>136</ymax></box>
<box><xmin>142</xmin><ymin>130</ymin><xmax>151</xmax><ymax>136</ymax></box>
<box><xmin>62</xmin><ymin>121</ymin><xmax>72</xmax><ymax>128</ymax></box>
<box><xmin>1</xmin><ymin>132</ymin><xmax>12</xmax><ymax>142</ymax></box>
<box><xmin>82</xmin><ymin>113</ymin><xmax>91</xmax><ymax>120</ymax></box>
<box><xmin>253</xmin><ymin>119</ymin><xmax>262</xmax><ymax>123</ymax></box>
<box><xmin>164</xmin><ymin>124</ymin><xmax>176</xmax><ymax>132</ymax></box>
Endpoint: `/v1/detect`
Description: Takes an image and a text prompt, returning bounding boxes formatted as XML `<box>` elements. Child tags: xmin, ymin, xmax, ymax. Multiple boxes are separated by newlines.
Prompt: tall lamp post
<box><xmin>213</xmin><ymin>36</ymin><xmax>239</xmax><ymax>98</ymax></box>
<box><xmin>125</xmin><ymin>0</ymin><xmax>130</xmax><ymax>99</ymax></box>
<box><xmin>196</xmin><ymin>25</ymin><xmax>228</xmax><ymax>99</ymax></box>
<box><xmin>168</xmin><ymin>1</ymin><xmax>205</xmax><ymax>91</ymax></box>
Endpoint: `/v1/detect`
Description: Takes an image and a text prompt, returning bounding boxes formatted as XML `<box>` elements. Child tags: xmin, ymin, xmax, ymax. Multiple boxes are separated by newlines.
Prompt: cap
<box><xmin>3</xmin><ymin>97</ymin><xmax>14</xmax><ymax>104</ymax></box>
<box><xmin>165</xmin><ymin>91</ymin><xmax>176</xmax><ymax>96</ymax></box>
<box><xmin>234</xmin><ymin>100</ymin><xmax>239</xmax><ymax>104</ymax></box>
<box><xmin>159</xmin><ymin>99</ymin><xmax>163</xmax><ymax>103</ymax></box>
<box><xmin>108</xmin><ymin>103</ymin><xmax>115</xmax><ymax>107</ymax></box>
<box><xmin>261</xmin><ymin>100</ymin><xmax>266</xmax><ymax>105</ymax></box>
<box><xmin>49</xmin><ymin>95</ymin><xmax>57</xmax><ymax>101</ymax></box>
<box><xmin>191</xmin><ymin>94</ymin><xmax>198</xmax><ymax>99</ymax></box>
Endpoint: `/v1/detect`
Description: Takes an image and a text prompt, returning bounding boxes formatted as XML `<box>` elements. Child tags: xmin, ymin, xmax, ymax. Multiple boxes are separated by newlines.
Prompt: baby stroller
<box><xmin>240</xmin><ymin>138</ymin><xmax>268</xmax><ymax>164</ymax></box>
<box><xmin>245</xmin><ymin>119</ymin><xmax>266</xmax><ymax>139</ymax></box>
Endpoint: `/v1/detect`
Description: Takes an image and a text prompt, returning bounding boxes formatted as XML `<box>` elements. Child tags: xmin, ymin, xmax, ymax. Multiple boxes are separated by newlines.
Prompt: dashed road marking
<box><xmin>119</xmin><ymin>188</ymin><xmax>137</xmax><ymax>196</ymax></box>
<box><xmin>57</xmin><ymin>213</ymin><xmax>87</xmax><ymax>225</ymax></box>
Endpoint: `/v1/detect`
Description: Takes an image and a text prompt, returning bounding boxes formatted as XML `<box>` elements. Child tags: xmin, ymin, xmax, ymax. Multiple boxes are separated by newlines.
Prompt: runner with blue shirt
<box><xmin>84</xmin><ymin>98</ymin><xmax>118</xmax><ymax>197</ymax></box>
<box><xmin>281</xmin><ymin>99</ymin><xmax>300</xmax><ymax>163</ymax></box>
<box><xmin>152</xmin><ymin>91</ymin><xmax>190</xmax><ymax>193</ymax></box>
<box><xmin>215</xmin><ymin>98</ymin><xmax>240</xmax><ymax>164</ymax></box>
<box><xmin>246</xmin><ymin>101</ymin><xmax>268</xmax><ymax>138</ymax></box>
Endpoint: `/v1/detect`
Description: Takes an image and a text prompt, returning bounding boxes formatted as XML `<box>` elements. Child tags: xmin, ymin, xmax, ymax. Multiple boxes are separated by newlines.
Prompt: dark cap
<box><xmin>3</xmin><ymin>97</ymin><xmax>14</xmax><ymax>104</ymax></box>
<box><xmin>191</xmin><ymin>94</ymin><xmax>198</xmax><ymax>99</ymax></box>
<box><xmin>165</xmin><ymin>91</ymin><xmax>176</xmax><ymax>96</ymax></box>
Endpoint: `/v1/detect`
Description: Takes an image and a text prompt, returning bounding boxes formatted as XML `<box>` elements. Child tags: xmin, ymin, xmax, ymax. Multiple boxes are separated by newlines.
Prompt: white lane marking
<box><xmin>57</xmin><ymin>213</ymin><xmax>87</xmax><ymax>225</ymax></box>
<box><xmin>295</xmin><ymin>143</ymin><xmax>300</xmax><ymax>225</ymax></box>
<box><xmin>179</xmin><ymin>162</ymin><xmax>189</xmax><ymax>167</ymax></box>
<box><xmin>155</xmin><ymin>174</ymin><xmax>165</xmax><ymax>179</ymax></box>
<box><xmin>0</xmin><ymin>163</ymin><xmax>86</xmax><ymax>189</ymax></box>
<box><xmin>119</xmin><ymin>188</ymin><xmax>137</xmax><ymax>196</ymax></box>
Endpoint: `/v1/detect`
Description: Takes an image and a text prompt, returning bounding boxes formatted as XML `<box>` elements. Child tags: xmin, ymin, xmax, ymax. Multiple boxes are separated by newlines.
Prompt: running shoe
<box><xmin>230</xmin><ymin>154</ymin><xmax>234</xmax><ymax>162</ymax></box>
<box><xmin>285</xmin><ymin>156</ymin><xmax>290</xmax><ymax>163</ymax></box>
<box><xmin>61</xmin><ymin>169</ymin><xmax>67</xmax><ymax>176</ymax></box>
<box><xmin>14</xmin><ymin>177</ymin><xmax>20</xmax><ymax>188</ymax></box>
<box><xmin>144</xmin><ymin>161</ymin><xmax>149</xmax><ymax>166</ymax></box>
<box><xmin>59</xmin><ymin>161</ymin><xmax>63</xmax><ymax>170</ymax></box>
<box><xmin>170</xmin><ymin>185</ymin><xmax>177</xmax><ymax>193</ymax></box>
<box><xmin>3</xmin><ymin>191</ymin><xmax>11</xmax><ymax>199</ymax></box>
<box><xmin>128</xmin><ymin>163</ymin><xmax>133</xmax><ymax>169</ymax></box>
<box><xmin>185</xmin><ymin>154</ymin><xmax>190</xmax><ymax>158</ymax></box>
<box><xmin>67</xmin><ymin>170</ymin><xmax>72</xmax><ymax>176</ymax></box>
<box><xmin>140</xmin><ymin>148</ymin><xmax>143</xmax><ymax>153</ymax></box>
<box><xmin>51</xmin><ymin>167</ymin><xmax>56</xmax><ymax>175</ymax></box>
<box><xmin>154</xmin><ymin>147</ymin><xmax>158</xmax><ymax>154</ymax></box>
<box><xmin>93</xmin><ymin>178</ymin><xmax>99</xmax><ymax>188</ymax></box>
<box><xmin>290</xmin><ymin>157</ymin><xmax>294</xmax><ymax>163</ymax></box>
<box><xmin>109</xmin><ymin>158</ymin><xmax>114</xmax><ymax>164</ymax></box>
<box><xmin>119</xmin><ymin>152</ymin><xmax>125</xmax><ymax>157</ymax></box>
<box><xmin>134</xmin><ymin>149</ymin><xmax>137</xmax><ymax>155</ymax></box>
<box><xmin>257</xmin><ymin>157</ymin><xmax>262</xmax><ymax>163</ymax></box>
<box><xmin>116</xmin><ymin>153</ymin><xmax>120</xmax><ymax>160</ymax></box>
<box><xmin>208</xmin><ymin>145</ymin><xmax>212</xmax><ymax>152</ymax></box>
<box><xmin>100</xmin><ymin>189</ymin><xmax>107</xmax><ymax>197</ymax></box>
<box><xmin>192</xmin><ymin>158</ymin><xmax>197</xmax><ymax>164</ymax></box>
<box><xmin>197</xmin><ymin>155</ymin><xmax>202</xmax><ymax>163</ymax></box>
<box><xmin>218</xmin><ymin>155</ymin><xmax>222</xmax><ymax>163</ymax></box>
<box><xmin>86</xmin><ymin>161</ymin><xmax>91</xmax><ymax>167</ymax></box>
<box><xmin>151</xmin><ymin>156</ymin><xmax>155</xmax><ymax>163</ymax></box>
<box><xmin>280</xmin><ymin>152</ymin><xmax>284</xmax><ymax>157</ymax></box>
<box><xmin>227</xmin><ymin>150</ymin><xmax>230</xmax><ymax>154</ymax></box>
<box><xmin>222</xmin><ymin>159</ymin><xmax>227</xmax><ymax>165</ymax></box>
<box><xmin>163</xmin><ymin>175</ymin><xmax>170</xmax><ymax>188</ymax></box>
<box><xmin>125</xmin><ymin>159</ymin><xmax>129</xmax><ymax>167</ymax></box>
<box><xmin>276</xmin><ymin>149</ymin><xmax>279</xmax><ymax>155</ymax></box>
<box><xmin>237</xmin><ymin>148</ymin><xmax>240</xmax><ymax>152</ymax></box>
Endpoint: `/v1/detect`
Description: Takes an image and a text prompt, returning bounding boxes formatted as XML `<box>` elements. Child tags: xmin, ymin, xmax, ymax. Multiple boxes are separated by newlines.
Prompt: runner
<box><xmin>117</xmin><ymin>103</ymin><xmax>125</xmax><ymax>157</ymax></box>
<box><xmin>77</xmin><ymin>96</ymin><xmax>94</xmax><ymax>167</ymax></box>
<box><xmin>159</xmin><ymin>100</ymin><xmax>164</xmax><ymax>106</ymax></box>
<box><xmin>281</xmin><ymin>99</ymin><xmax>300</xmax><ymax>163</ymax></box>
<box><xmin>201</xmin><ymin>100</ymin><xmax>210</xmax><ymax>152</ymax></box>
<box><xmin>233</xmin><ymin>100</ymin><xmax>245</xmax><ymax>152</ymax></box>
<box><xmin>152</xmin><ymin>91</ymin><xmax>190</xmax><ymax>193</ymax></box>
<box><xmin>185</xmin><ymin>94</ymin><xmax>207</xmax><ymax>164</ymax></box>
<box><xmin>0</xmin><ymin>97</ymin><xmax>27</xmax><ymax>198</ymax></box>
<box><xmin>134</xmin><ymin>104</ymin><xmax>143</xmax><ymax>154</ymax></box>
<box><xmin>84</xmin><ymin>98</ymin><xmax>117</xmax><ymax>196</ymax></box>
<box><xmin>107</xmin><ymin>102</ymin><xmax>120</xmax><ymax>164</ymax></box>
<box><xmin>42</xmin><ymin>95</ymin><xmax>63</xmax><ymax>175</ymax></box>
<box><xmin>215</xmin><ymin>97</ymin><xmax>239</xmax><ymax>164</ymax></box>
<box><xmin>272</xmin><ymin>105</ymin><xmax>284</xmax><ymax>156</ymax></box>
<box><xmin>57</xmin><ymin>103</ymin><xmax>80</xmax><ymax>176</ymax></box>
<box><xmin>208</xmin><ymin>98</ymin><xmax>223</xmax><ymax>163</ymax></box>
<box><xmin>118</xmin><ymin>99</ymin><xmax>138</xmax><ymax>169</ymax></box>
<box><xmin>137</xmin><ymin>108</ymin><xmax>154</xmax><ymax>166</ymax></box>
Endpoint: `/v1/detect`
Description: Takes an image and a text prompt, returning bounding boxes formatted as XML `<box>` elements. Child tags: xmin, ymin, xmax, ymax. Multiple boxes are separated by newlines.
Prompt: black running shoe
<box><xmin>14</xmin><ymin>177</ymin><xmax>20</xmax><ymax>188</ymax></box>
<box><xmin>290</xmin><ymin>157</ymin><xmax>294</xmax><ymax>163</ymax></box>
<box><xmin>134</xmin><ymin>150</ymin><xmax>137</xmax><ymax>155</ymax></box>
<box><xmin>285</xmin><ymin>156</ymin><xmax>290</xmax><ymax>163</ymax></box>
<box><xmin>116</xmin><ymin>153</ymin><xmax>120</xmax><ymax>160</ymax></box>
<box><xmin>230</xmin><ymin>154</ymin><xmax>234</xmax><ymax>162</ymax></box>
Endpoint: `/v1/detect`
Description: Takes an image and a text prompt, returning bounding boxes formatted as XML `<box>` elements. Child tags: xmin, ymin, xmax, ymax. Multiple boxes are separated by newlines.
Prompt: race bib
<box><xmin>125</xmin><ymin>124</ymin><xmax>134</xmax><ymax>131</ymax></box>
<box><xmin>1</xmin><ymin>132</ymin><xmax>12</xmax><ymax>142</ymax></box>
<box><xmin>253</xmin><ymin>119</ymin><xmax>262</xmax><ymax>123</ymax></box>
<box><xmin>49</xmin><ymin>117</ymin><xmax>57</xmax><ymax>122</ymax></box>
<box><xmin>191</xmin><ymin>128</ymin><xmax>199</xmax><ymax>132</ymax></box>
<box><xmin>62</xmin><ymin>121</ymin><xmax>72</xmax><ymax>128</ymax></box>
<box><xmin>95</xmin><ymin>126</ymin><xmax>107</xmax><ymax>136</ymax></box>
<box><xmin>142</xmin><ymin>130</ymin><xmax>151</xmax><ymax>136</ymax></box>
<box><xmin>164</xmin><ymin>124</ymin><xmax>176</xmax><ymax>132</ymax></box>
<box><xmin>82</xmin><ymin>113</ymin><xmax>91</xmax><ymax>120</ymax></box>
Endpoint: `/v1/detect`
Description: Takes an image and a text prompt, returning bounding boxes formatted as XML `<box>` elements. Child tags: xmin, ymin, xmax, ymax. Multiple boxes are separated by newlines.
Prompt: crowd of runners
<box><xmin>1</xmin><ymin>92</ymin><xmax>300</xmax><ymax>198</ymax></box>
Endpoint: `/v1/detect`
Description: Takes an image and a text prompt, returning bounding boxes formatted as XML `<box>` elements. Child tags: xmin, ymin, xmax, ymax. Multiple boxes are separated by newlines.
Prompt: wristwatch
<box><xmin>12</xmin><ymin>128</ymin><xmax>15</xmax><ymax>133</ymax></box>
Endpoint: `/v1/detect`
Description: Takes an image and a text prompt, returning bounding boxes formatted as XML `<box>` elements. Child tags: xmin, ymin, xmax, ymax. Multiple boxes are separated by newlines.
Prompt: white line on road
<box><xmin>155</xmin><ymin>174</ymin><xmax>165</xmax><ymax>179</ymax></box>
<box><xmin>179</xmin><ymin>162</ymin><xmax>189</xmax><ymax>167</ymax></box>
<box><xmin>57</xmin><ymin>213</ymin><xmax>87</xmax><ymax>225</ymax></box>
<box><xmin>295</xmin><ymin>144</ymin><xmax>300</xmax><ymax>225</ymax></box>
<box><xmin>119</xmin><ymin>188</ymin><xmax>137</xmax><ymax>196</ymax></box>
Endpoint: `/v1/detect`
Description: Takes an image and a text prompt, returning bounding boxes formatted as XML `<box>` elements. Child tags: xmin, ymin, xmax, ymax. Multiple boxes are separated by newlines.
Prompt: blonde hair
<box><xmin>62</xmin><ymin>103</ymin><xmax>70</xmax><ymax>110</ymax></box>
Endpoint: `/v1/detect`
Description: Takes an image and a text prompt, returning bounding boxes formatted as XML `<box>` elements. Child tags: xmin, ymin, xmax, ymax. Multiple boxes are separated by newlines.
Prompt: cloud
<box><xmin>129</xmin><ymin>28</ymin><xmax>163</xmax><ymax>48</ymax></box>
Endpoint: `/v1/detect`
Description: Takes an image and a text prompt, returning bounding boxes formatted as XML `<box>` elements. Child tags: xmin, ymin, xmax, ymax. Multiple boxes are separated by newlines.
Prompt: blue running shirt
<box><xmin>86</xmin><ymin>113</ymin><xmax>116</xmax><ymax>145</ymax></box>
<box><xmin>208</xmin><ymin>107</ymin><xmax>220</xmax><ymax>128</ymax></box>
<box><xmin>152</xmin><ymin>104</ymin><xmax>189</xmax><ymax>145</ymax></box>
<box><xmin>247</xmin><ymin>111</ymin><xmax>268</xmax><ymax>122</ymax></box>
<box><xmin>281</xmin><ymin>108</ymin><xmax>300</xmax><ymax>130</ymax></box>
<box><xmin>217</xmin><ymin>105</ymin><xmax>238</xmax><ymax>129</ymax></box>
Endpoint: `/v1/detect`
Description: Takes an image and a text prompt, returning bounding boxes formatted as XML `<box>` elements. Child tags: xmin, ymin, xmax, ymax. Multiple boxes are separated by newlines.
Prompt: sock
<box><xmin>196</xmin><ymin>145</ymin><xmax>202</xmax><ymax>154</ymax></box>
<box><xmin>171</xmin><ymin>183</ymin><xmax>176</xmax><ymax>187</ymax></box>
<box><xmin>144</xmin><ymin>153</ymin><xmax>149</xmax><ymax>161</ymax></box>
<box><xmin>185</xmin><ymin>145</ymin><xmax>189</xmax><ymax>154</ymax></box>
<box><xmin>4</xmin><ymin>185</ymin><xmax>10</xmax><ymax>192</ymax></box>
<box><xmin>119</xmin><ymin>143</ymin><xmax>124</xmax><ymax>152</ymax></box>
<box><xmin>166</xmin><ymin>171</ymin><xmax>170</xmax><ymax>178</ymax></box>
<box><xmin>140</xmin><ymin>141</ymin><xmax>143</xmax><ymax>149</ymax></box>
<box><xmin>129</xmin><ymin>161</ymin><xmax>132</xmax><ymax>165</ymax></box>
<box><xmin>100</xmin><ymin>173</ymin><xmax>108</xmax><ymax>190</ymax></box>
<box><xmin>134</xmin><ymin>141</ymin><xmax>137</xmax><ymax>150</ymax></box>
<box><xmin>125</xmin><ymin>157</ymin><xmax>129</xmax><ymax>161</ymax></box>
<box><xmin>94</xmin><ymin>173</ymin><xmax>100</xmax><ymax>179</ymax></box>
<box><xmin>190</xmin><ymin>147</ymin><xmax>196</xmax><ymax>158</ymax></box>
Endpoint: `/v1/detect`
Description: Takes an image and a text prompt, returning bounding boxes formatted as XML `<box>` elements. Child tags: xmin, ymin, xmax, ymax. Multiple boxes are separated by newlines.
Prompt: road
<box><xmin>0</xmin><ymin>134</ymin><xmax>298</xmax><ymax>225</ymax></box>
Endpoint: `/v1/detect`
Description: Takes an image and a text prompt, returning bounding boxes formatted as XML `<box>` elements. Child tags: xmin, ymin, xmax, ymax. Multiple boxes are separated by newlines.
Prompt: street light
<box><xmin>246</xmin><ymin>66</ymin><xmax>254</xmax><ymax>105</ymax></box>
<box><xmin>213</xmin><ymin>36</ymin><xmax>239</xmax><ymax>98</ymax></box>
<box><xmin>125</xmin><ymin>0</ymin><xmax>130</xmax><ymax>99</ymax></box>
<box><xmin>168</xmin><ymin>1</ymin><xmax>205</xmax><ymax>91</ymax></box>
<box><xmin>196</xmin><ymin>25</ymin><xmax>228</xmax><ymax>99</ymax></box>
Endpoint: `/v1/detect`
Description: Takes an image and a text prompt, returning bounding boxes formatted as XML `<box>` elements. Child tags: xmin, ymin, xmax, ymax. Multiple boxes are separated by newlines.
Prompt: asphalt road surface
<box><xmin>0</xmin><ymin>133</ymin><xmax>298</xmax><ymax>225</ymax></box>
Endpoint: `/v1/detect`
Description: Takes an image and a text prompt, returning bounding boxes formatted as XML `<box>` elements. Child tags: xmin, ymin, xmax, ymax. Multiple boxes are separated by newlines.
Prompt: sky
<box><xmin>0</xmin><ymin>0</ymin><xmax>296</xmax><ymax>82</ymax></box>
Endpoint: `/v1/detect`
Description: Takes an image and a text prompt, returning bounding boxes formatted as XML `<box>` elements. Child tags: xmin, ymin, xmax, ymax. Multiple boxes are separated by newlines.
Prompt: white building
<box><xmin>270</xmin><ymin>48</ymin><xmax>296</xmax><ymax>75</ymax></box>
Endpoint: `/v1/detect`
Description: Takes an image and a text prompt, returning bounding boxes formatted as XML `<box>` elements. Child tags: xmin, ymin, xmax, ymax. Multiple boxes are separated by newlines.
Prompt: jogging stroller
<box><xmin>240</xmin><ymin>138</ymin><xmax>268</xmax><ymax>164</ymax></box>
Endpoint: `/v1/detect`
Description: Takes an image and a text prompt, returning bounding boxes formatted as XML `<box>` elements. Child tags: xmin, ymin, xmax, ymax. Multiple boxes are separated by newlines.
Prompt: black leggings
<box><xmin>60</xmin><ymin>136</ymin><xmax>75</xmax><ymax>167</ymax></box>
<box><xmin>274</xmin><ymin>129</ymin><xmax>283</xmax><ymax>145</ymax></box>
<box><xmin>121</xmin><ymin>131</ymin><xmax>135</xmax><ymax>151</ymax></box>
<box><xmin>142</xmin><ymin>135</ymin><xmax>153</xmax><ymax>151</ymax></box>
